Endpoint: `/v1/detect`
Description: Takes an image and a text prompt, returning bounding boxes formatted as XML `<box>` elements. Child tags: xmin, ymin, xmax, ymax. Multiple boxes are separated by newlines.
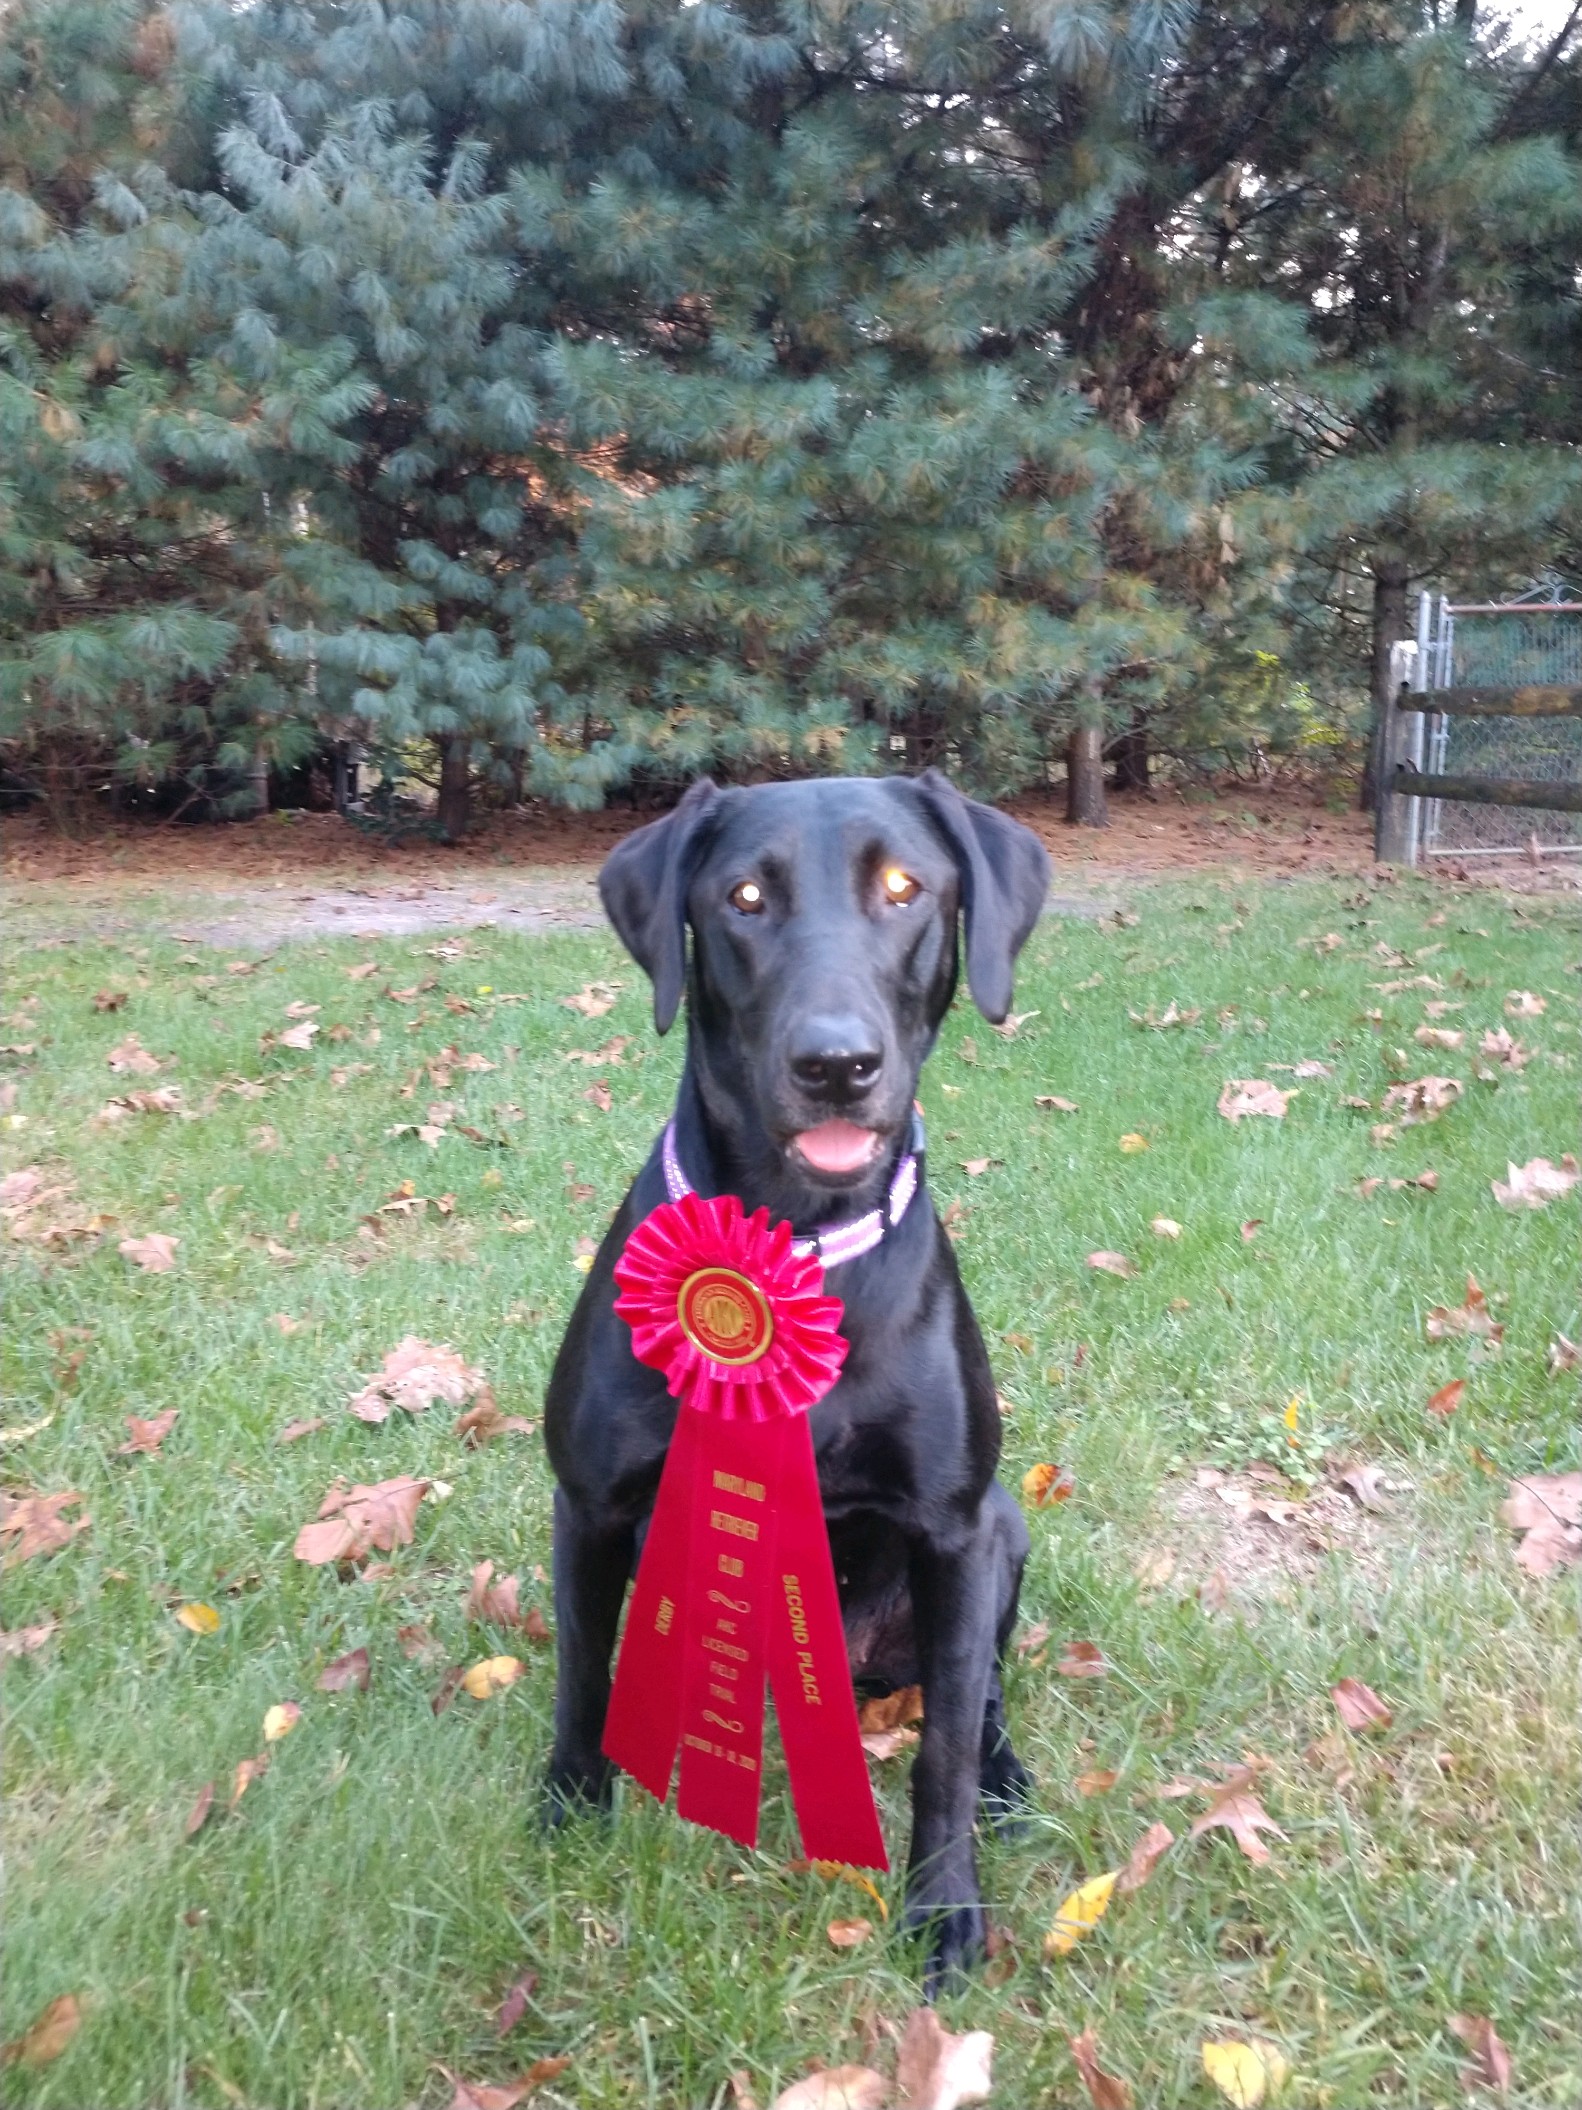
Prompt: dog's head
<box><xmin>599</xmin><ymin>772</ymin><xmax>1049</xmax><ymax>1199</ymax></box>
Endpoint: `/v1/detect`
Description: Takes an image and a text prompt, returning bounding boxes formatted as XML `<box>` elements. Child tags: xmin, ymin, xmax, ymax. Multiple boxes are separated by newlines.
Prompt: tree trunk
<box><xmin>245</xmin><ymin>750</ymin><xmax>269</xmax><ymax>819</ymax></box>
<box><xmin>1065</xmin><ymin>723</ymin><xmax>1108</xmax><ymax>827</ymax></box>
<box><xmin>436</xmin><ymin>735</ymin><xmax>470</xmax><ymax>842</ymax></box>
<box><xmin>1363</xmin><ymin>552</ymin><xmax>1409</xmax><ymax>812</ymax></box>
<box><xmin>1111</xmin><ymin>712</ymin><xmax>1150</xmax><ymax>792</ymax></box>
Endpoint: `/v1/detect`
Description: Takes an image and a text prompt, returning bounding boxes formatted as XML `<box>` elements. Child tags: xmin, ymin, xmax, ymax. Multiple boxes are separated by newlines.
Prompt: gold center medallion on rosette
<box><xmin>676</xmin><ymin>1266</ymin><xmax>774</xmax><ymax>1366</ymax></box>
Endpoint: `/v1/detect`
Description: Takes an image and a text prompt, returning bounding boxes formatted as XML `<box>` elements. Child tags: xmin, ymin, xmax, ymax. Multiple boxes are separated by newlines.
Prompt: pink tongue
<box><xmin>794</xmin><ymin>1120</ymin><xmax>881</xmax><ymax>1174</ymax></box>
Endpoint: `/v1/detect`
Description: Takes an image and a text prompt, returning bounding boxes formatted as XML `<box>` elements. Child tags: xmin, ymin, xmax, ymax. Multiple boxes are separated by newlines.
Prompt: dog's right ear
<box><xmin>597</xmin><ymin>777</ymin><xmax>720</xmax><ymax>1034</ymax></box>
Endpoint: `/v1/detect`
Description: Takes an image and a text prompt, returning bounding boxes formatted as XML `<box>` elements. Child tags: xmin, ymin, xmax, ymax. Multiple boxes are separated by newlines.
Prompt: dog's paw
<box><xmin>540</xmin><ymin>1762</ymin><xmax>613</xmax><ymax>1828</ymax></box>
<box><xmin>909</xmin><ymin>1900</ymin><xmax>988</xmax><ymax>1998</ymax></box>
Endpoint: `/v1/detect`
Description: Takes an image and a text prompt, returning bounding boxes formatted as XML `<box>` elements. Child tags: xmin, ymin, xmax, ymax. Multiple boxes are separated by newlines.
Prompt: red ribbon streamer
<box><xmin>602</xmin><ymin>1191</ymin><xmax>887</xmax><ymax>1870</ymax></box>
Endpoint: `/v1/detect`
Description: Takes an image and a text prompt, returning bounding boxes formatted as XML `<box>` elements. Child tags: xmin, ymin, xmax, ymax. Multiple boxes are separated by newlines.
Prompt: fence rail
<box><xmin>1394</xmin><ymin>684</ymin><xmax>1582</xmax><ymax>717</ymax></box>
<box><xmin>1391</xmin><ymin>767</ymin><xmax>1582</xmax><ymax>812</ymax></box>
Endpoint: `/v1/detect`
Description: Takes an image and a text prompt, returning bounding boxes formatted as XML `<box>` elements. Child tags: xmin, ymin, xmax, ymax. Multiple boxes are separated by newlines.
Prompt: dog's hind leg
<box><xmin>543</xmin><ymin>1489</ymin><xmax>633</xmax><ymax>1822</ymax></box>
<box><xmin>978</xmin><ymin>1479</ymin><xmax>1034</xmax><ymax>1826</ymax></box>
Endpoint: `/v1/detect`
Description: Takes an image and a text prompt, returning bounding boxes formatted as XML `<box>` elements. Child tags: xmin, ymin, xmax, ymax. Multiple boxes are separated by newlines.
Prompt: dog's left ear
<box><xmin>598</xmin><ymin>777</ymin><xmax>721</xmax><ymax>1034</ymax></box>
<box><xmin>913</xmin><ymin>769</ymin><xmax>1050</xmax><ymax>1023</ymax></box>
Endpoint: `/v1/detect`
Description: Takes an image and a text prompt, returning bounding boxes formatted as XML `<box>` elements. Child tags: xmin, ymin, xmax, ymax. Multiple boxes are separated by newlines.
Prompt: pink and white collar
<box><xmin>660</xmin><ymin>1114</ymin><xmax>922</xmax><ymax>1270</ymax></box>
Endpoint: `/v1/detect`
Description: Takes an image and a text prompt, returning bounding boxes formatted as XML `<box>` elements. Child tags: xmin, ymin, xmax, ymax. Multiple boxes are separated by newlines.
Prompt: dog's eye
<box><xmin>881</xmin><ymin>867</ymin><xmax>921</xmax><ymax>907</ymax></box>
<box><xmin>729</xmin><ymin>879</ymin><xmax>765</xmax><ymax>915</ymax></box>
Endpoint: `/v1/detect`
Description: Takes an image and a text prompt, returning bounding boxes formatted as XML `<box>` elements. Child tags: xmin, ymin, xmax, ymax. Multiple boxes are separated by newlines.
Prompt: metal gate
<box><xmin>1395</xmin><ymin>580</ymin><xmax>1582</xmax><ymax>865</ymax></box>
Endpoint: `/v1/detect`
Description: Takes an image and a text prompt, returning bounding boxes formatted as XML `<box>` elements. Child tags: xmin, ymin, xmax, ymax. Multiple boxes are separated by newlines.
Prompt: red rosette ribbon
<box><xmin>601</xmin><ymin>1190</ymin><xmax>887</xmax><ymax>1870</ymax></box>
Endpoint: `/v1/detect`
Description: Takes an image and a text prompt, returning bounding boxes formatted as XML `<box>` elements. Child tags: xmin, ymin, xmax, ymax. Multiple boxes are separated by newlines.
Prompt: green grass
<box><xmin>3</xmin><ymin>873</ymin><xmax>1580</xmax><ymax>2109</ymax></box>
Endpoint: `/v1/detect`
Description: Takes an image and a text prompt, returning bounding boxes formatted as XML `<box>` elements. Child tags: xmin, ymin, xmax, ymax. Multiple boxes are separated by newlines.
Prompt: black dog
<box><xmin>543</xmin><ymin>770</ymin><xmax>1050</xmax><ymax>1984</ymax></box>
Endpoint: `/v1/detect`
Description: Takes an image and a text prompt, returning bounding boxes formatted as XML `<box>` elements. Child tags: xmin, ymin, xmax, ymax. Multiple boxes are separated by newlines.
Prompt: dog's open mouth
<box><xmin>789</xmin><ymin>1119</ymin><xmax>883</xmax><ymax>1176</ymax></box>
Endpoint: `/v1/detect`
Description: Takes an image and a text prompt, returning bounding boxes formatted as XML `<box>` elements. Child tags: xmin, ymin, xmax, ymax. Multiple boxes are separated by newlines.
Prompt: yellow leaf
<box><xmin>803</xmin><ymin>1859</ymin><xmax>890</xmax><ymax>1921</ymax></box>
<box><xmin>1118</xmin><ymin>1133</ymin><xmax>1149</xmax><ymax>1154</ymax></box>
<box><xmin>175</xmin><ymin>1602</ymin><xmax>221</xmax><ymax>1634</ymax></box>
<box><xmin>1201</xmin><ymin>2040</ymin><xmax>1289</xmax><ymax>2107</ymax></box>
<box><xmin>262</xmin><ymin>1701</ymin><xmax>301</xmax><ymax>1743</ymax></box>
<box><xmin>461</xmin><ymin>1654</ymin><xmax>523</xmax><ymax>1699</ymax></box>
<box><xmin>1282</xmin><ymin>1396</ymin><xmax>1300</xmax><ymax>1432</ymax></box>
<box><xmin>1043</xmin><ymin>1869</ymin><xmax>1117</xmax><ymax>1957</ymax></box>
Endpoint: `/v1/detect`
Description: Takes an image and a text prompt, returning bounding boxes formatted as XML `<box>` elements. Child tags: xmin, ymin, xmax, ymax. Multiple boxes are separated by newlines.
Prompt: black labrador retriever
<box><xmin>543</xmin><ymin>769</ymin><xmax>1050</xmax><ymax>1984</ymax></box>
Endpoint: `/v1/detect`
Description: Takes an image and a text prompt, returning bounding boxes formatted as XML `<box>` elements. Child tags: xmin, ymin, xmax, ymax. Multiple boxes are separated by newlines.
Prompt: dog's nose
<box><xmin>789</xmin><ymin>1017</ymin><xmax>884</xmax><ymax>1102</ymax></box>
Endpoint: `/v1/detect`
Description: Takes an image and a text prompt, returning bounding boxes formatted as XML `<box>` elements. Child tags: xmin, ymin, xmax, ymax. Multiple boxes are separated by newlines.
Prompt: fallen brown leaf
<box><xmin>1426</xmin><ymin>1276</ymin><xmax>1503</xmax><ymax>1346</ymax></box>
<box><xmin>229</xmin><ymin>1754</ymin><xmax>268</xmax><ymax>1809</ymax></box>
<box><xmin>560</xmin><ymin>981</ymin><xmax>621</xmax><ymax>1019</ymax></box>
<box><xmin>1021</xmin><ymin>1462</ymin><xmax>1075</xmax><ymax>1507</ymax></box>
<box><xmin>1188</xmin><ymin>1773</ymin><xmax>1288</xmax><ymax>1866</ymax></box>
<box><xmin>1547</xmin><ymin>1333</ymin><xmax>1581</xmax><ymax>1375</ymax></box>
<box><xmin>1499</xmin><ymin>1473</ymin><xmax>1582</xmax><ymax>1577</ymax></box>
<box><xmin>1115</xmin><ymin>1820</ymin><xmax>1174</xmax><ymax>1894</ymax></box>
<box><xmin>0</xmin><ymin>1618</ymin><xmax>58</xmax><ymax>1657</ymax></box>
<box><xmin>0</xmin><ymin>1488</ymin><xmax>89</xmax><ymax>1565</ymax></box>
<box><xmin>895</xmin><ymin>2005</ymin><xmax>994</xmax><ymax>2110</ymax></box>
<box><xmin>857</xmin><ymin>1687</ymin><xmax>924</xmax><ymax>1737</ymax></box>
<box><xmin>1016</xmin><ymin>1620</ymin><xmax>1050</xmax><ymax>1657</ymax></box>
<box><xmin>350</xmin><ymin>1337</ymin><xmax>486</xmax><ymax>1422</ymax></box>
<box><xmin>1217</xmin><ymin>1079</ymin><xmax>1295</xmax><ymax>1122</ymax></box>
<box><xmin>1382</xmin><ymin>1075</ymin><xmax>1462</xmax><ymax>1125</ymax></box>
<box><xmin>1035</xmin><ymin>1094</ymin><xmax>1079</xmax><ymax>1113</ymax></box>
<box><xmin>1057</xmin><ymin>1640</ymin><xmax>1109</xmax><ymax>1679</ymax></box>
<box><xmin>1448</xmin><ymin>2013</ymin><xmax>1513</xmax><ymax>2095</ymax></box>
<box><xmin>1068</xmin><ymin>2028</ymin><xmax>1133</xmax><ymax>2110</ymax></box>
<box><xmin>1490</xmin><ymin>1155</ymin><xmax>1579</xmax><ymax>1210</ymax></box>
<box><xmin>1426</xmin><ymin>1379</ymin><xmax>1465</xmax><ymax>1420</ymax></box>
<box><xmin>1074</xmin><ymin>1768</ymin><xmax>1118</xmax><ymax>1797</ymax></box>
<box><xmin>318</xmin><ymin>1646</ymin><xmax>371</xmax><ymax>1693</ymax></box>
<box><xmin>1414</xmin><ymin>1025</ymin><xmax>1465</xmax><ymax>1050</ymax></box>
<box><xmin>826</xmin><ymin>1918</ymin><xmax>873</xmax><ymax>1949</ymax></box>
<box><xmin>184</xmin><ymin>1781</ymin><xmax>215</xmax><ymax>1838</ymax></box>
<box><xmin>454</xmin><ymin>1394</ymin><xmax>537</xmax><ymax>1447</ymax></box>
<box><xmin>1331</xmin><ymin>1677</ymin><xmax>1392</xmax><ymax>1732</ymax></box>
<box><xmin>493</xmin><ymin>1969</ymin><xmax>538</xmax><ymax>2037</ymax></box>
<box><xmin>1</xmin><ymin>1993</ymin><xmax>84</xmax><ymax>2069</ymax></box>
<box><xmin>1086</xmin><ymin>1250</ymin><xmax>1138</xmax><ymax>1279</ymax></box>
<box><xmin>119</xmin><ymin>1232</ymin><xmax>179</xmax><ymax>1273</ymax></box>
<box><xmin>293</xmin><ymin>1475</ymin><xmax>429</xmax><ymax>1567</ymax></box>
<box><xmin>770</xmin><ymin>2068</ymin><xmax>887</xmax><ymax>2110</ymax></box>
<box><xmin>93</xmin><ymin>989</ymin><xmax>128</xmax><ymax>1011</ymax></box>
<box><xmin>107</xmin><ymin>1035</ymin><xmax>162</xmax><ymax>1075</ymax></box>
<box><xmin>278</xmin><ymin>1416</ymin><xmax>326</xmax><ymax>1444</ymax></box>
<box><xmin>431</xmin><ymin>1665</ymin><xmax>466</xmax><ymax>1714</ymax></box>
<box><xmin>442</xmin><ymin>2055</ymin><xmax>573</xmax><ymax>2110</ymax></box>
<box><xmin>1504</xmin><ymin>990</ymin><xmax>1544</xmax><ymax>1017</ymax></box>
<box><xmin>583</xmin><ymin>1081</ymin><xmax>613</xmax><ymax>1113</ymax></box>
<box><xmin>1477</xmin><ymin>1026</ymin><xmax>1531</xmax><ymax>1071</ymax></box>
<box><xmin>116</xmin><ymin>1409</ymin><xmax>178</xmax><ymax>1456</ymax></box>
<box><xmin>861</xmin><ymin>1723</ymin><xmax>919</xmax><ymax>1760</ymax></box>
<box><xmin>461</xmin><ymin>1655</ymin><xmax>524</xmax><ymax>1699</ymax></box>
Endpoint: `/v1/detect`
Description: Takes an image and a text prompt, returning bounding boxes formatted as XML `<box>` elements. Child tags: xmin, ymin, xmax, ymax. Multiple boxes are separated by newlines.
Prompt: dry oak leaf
<box><xmin>1086</xmin><ymin>1250</ymin><xmax>1138</xmax><ymax>1279</ymax></box>
<box><xmin>184</xmin><ymin>1781</ymin><xmax>215</xmax><ymax>1838</ymax></box>
<box><xmin>1074</xmin><ymin>1768</ymin><xmax>1118</xmax><ymax>1797</ymax></box>
<box><xmin>293</xmin><ymin>1475</ymin><xmax>429</xmax><ymax>1566</ymax></box>
<box><xmin>1151</xmin><ymin>1216</ymin><xmax>1183</xmax><ymax>1239</ymax></box>
<box><xmin>1491</xmin><ymin>1155</ymin><xmax>1580</xmax><ymax>1210</ymax></box>
<box><xmin>1117</xmin><ymin>1132</ymin><xmax>1149</xmax><ymax>1154</ymax></box>
<box><xmin>1414</xmin><ymin>1025</ymin><xmax>1465</xmax><ymax>1050</ymax></box>
<box><xmin>1499</xmin><ymin>1473</ymin><xmax>1582</xmax><ymax>1578</ymax></box>
<box><xmin>229</xmin><ymin>1753</ymin><xmax>268</xmax><ymax>1809</ymax></box>
<box><xmin>493</xmin><ymin>1969</ymin><xmax>538</xmax><ymax>2038</ymax></box>
<box><xmin>1504</xmin><ymin>990</ymin><xmax>1544</xmax><ymax>1017</ymax></box>
<box><xmin>93</xmin><ymin>989</ymin><xmax>128</xmax><ymax>1011</ymax></box>
<box><xmin>120</xmin><ymin>1232</ymin><xmax>179</xmax><ymax>1273</ymax></box>
<box><xmin>1</xmin><ymin>1488</ymin><xmax>89</xmax><ymax>1565</ymax></box>
<box><xmin>465</xmin><ymin>1560</ymin><xmax>542</xmax><ymax>1632</ymax></box>
<box><xmin>1116</xmin><ymin>1820</ymin><xmax>1174</xmax><ymax>1894</ymax></box>
<box><xmin>826</xmin><ymin>1918</ymin><xmax>873</xmax><ymax>1949</ymax></box>
<box><xmin>1330</xmin><ymin>1678</ymin><xmax>1392</xmax><ymax>1733</ymax></box>
<box><xmin>1068</xmin><ymin>2029</ymin><xmax>1133</xmax><ymax>2110</ymax></box>
<box><xmin>278</xmin><ymin>1416</ymin><xmax>326</xmax><ymax>1444</ymax></box>
<box><xmin>98</xmin><ymin>1086</ymin><xmax>184</xmax><ymax>1119</ymax></box>
<box><xmin>895</xmin><ymin>2005</ymin><xmax>994</xmax><ymax>2110</ymax></box>
<box><xmin>1130</xmin><ymin>1000</ymin><xmax>1201</xmax><ymax>1030</ymax></box>
<box><xmin>1477</xmin><ymin>1027</ymin><xmax>1531</xmax><ymax>1071</ymax></box>
<box><xmin>350</xmin><ymin>1336</ymin><xmax>485</xmax><ymax>1422</ymax></box>
<box><xmin>1044</xmin><ymin>1870</ymin><xmax>1118</xmax><ymax>1957</ymax></box>
<box><xmin>1021</xmin><ymin>1462</ymin><xmax>1075</xmax><ymax>1508</ymax></box>
<box><xmin>1547</xmin><ymin>1333</ymin><xmax>1581</xmax><ymax>1375</ymax></box>
<box><xmin>1217</xmin><ymin>1079</ymin><xmax>1295</xmax><ymax>1122</ymax></box>
<box><xmin>560</xmin><ymin>980</ymin><xmax>621</xmax><ymax>1019</ymax></box>
<box><xmin>857</xmin><ymin>1686</ymin><xmax>924</xmax><ymax>1737</ymax></box>
<box><xmin>583</xmin><ymin>1080</ymin><xmax>613</xmax><ymax>1113</ymax></box>
<box><xmin>107</xmin><ymin>1034</ymin><xmax>162</xmax><ymax>1075</ymax></box>
<box><xmin>1188</xmin><ymin>1771</ymin><xmax>1288</xmax><ymax>1865</ymax></box>
<box><xmin>1448</xmin><ymin>2013</ymin><xmax>1513</xmax><ymax>2096</ymax></box>
<box><xmin>117</xmin><ymin>1409</ymin><xmax>178</xmax><ymax>1456</ymax></box>
<box><xmin>175</xmin><ymin>1602</ymin><xmax>221</xmax><ymax>1634</ymax></box>
<box><xmin>461</xmin><ymin>1654</ymin><xmax>524</xmax><ymax>1699</ymax></box>
<box><xmin>454</xmin><ymin>1393</ymin><xmax>536</xmax><ymax>1447</ymax></box>
<box><xmin>1035</xmin><ymin>1094</ymin><xmax>1079</xmax><ymax>1113</ymax></box>
<box><xmin>861</xmin><ymin>1724</ymin><xmax>919</xmax><ymax>1760</ymax></box>
<box><xmin>1427</xmin><ymin>1379</ymin><xmax>1466</xmax><ymax>1420</ymax></box>
<box><xmin>1057</xmin><ymin>1640</ymin><xmax>1109</xmax><ymax>1679</ymax></box>
<box><xmin>1426</xmin><ymin>1276</ymin><xmax>1503</xmax><ymax>1346</ymax></box>
<box><xmin>1201</xmin><ymin>2039</ymin><xmax>1289</xmax><ymax>2108</ymax></box>
<box><xmin>960</xmin><ymin>1156</ymin><xmax>999</xmax><ymax>1177</ymax></box>
<box><xmin>771</xmin><ymin>2068</ymin><xmax>887</xmax><ymax>2110</ymax></box>
<box><xmin>1382</xmin><ymin>1075</ymin><xmax>1462</xmax><ymax>1126</ymax></box>
<box><xmin>1</xmin><ymin>1994</ymin><xmax>84</xmax><ymax>2070</ymax></box>
<box><xmin>318</xmin><ymin>1646</ymin><xmax>372</xmax><ymax>1693</ymax></box>
<box><xmin>441</xmin><ymin>2055</ymin><xmax>573</xmax><ymax>2110</ymax></box>
<box><xmin>0</xmin><ymin>1619</ymin><xmax>58</xmax><ymax>1657</ymax></box>
<box><xmin>1016</xmin><ymin>1620</ymin><xmax>1050</xmax><ymax>1658</ymax></box>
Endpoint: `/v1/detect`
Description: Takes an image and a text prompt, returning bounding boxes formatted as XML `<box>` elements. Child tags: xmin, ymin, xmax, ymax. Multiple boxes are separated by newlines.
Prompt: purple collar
<box><xmin>660</xmin><ymin>1113</ymin><xmax>923</xmax><ymax>1270</ymax></box>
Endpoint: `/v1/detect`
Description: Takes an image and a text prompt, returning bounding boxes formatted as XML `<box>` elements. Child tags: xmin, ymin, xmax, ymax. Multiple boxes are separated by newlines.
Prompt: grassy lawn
<box><xmin>3</xmin><ymin>870</ymin><xmax>1579</xmax><ymax>2109</ymax></box>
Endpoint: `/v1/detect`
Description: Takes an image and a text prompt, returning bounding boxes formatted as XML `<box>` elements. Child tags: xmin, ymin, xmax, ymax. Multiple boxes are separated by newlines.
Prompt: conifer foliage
<box><xmin>1</xmin><ymin>0</ymin><xmax>1578</xmax><ymax>826</ymax></box>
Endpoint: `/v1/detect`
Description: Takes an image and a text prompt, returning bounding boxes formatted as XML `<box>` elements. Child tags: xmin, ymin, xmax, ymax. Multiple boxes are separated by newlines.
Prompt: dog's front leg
<box><xmin>544</xmin><ymin>1488</ymin><xmax>633</xmax><ymax>1820</ymax></box>
<box><xmin>903</xmin><ymin>1522</ymin><xmax>997</xmax><ymax>1991</ymax></box>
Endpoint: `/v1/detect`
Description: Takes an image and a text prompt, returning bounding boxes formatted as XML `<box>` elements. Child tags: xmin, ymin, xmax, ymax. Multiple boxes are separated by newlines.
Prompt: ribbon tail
<box><xmin>766</xmin><ymin>1417</ymin><xmax>889</xmax><ymax>1871</ymax></box>
<box><xmin>674</xmin><ymin>1414</ymin><xmax>776</xmax><ymax>1850</ymax></box>
<box><xmin>601</xmin><ymin>1403</ymin><xmax>703</xmax><ymax>1802</ymax></box>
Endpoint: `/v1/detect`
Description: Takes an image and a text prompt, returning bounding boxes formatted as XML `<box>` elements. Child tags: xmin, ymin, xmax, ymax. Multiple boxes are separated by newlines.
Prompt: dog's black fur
<box><xmin>543</xmin><ymin>770</ymin><xmax>1050</xmax><ymax>1986</ymax></box>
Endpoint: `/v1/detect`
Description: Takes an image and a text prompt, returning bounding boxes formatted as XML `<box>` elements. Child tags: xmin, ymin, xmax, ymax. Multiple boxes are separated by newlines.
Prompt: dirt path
<box><xmin>6</xmin><ymin>779</ymin><xmax>1570</xmax><ymax>947</ymax></box>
